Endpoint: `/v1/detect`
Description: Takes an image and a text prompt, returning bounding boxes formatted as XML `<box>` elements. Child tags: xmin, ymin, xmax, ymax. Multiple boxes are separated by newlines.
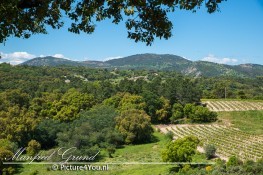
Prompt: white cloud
<box><xmin>53</xmin><ymin>54</ymin><xmax>68</xmax><ymax>59</ymax></box>
<box><xmin>0</xmin><ymin>51</ymin><xmax>36</xmax><ymax>65</ymax></box>
<box><xmin>102</xmin><ymin>56</ymin><xmax>123</xmax><ymax>61</ymax></box>
<box><xmin>202</xmin><ymin>54</ymin><xmax>238</xmax><ymax>64</ymax></box>
<box><xmin>182</xmin><ymin>56</ymin><xmax>191</xmax><ymax>61</ymax></box>
<box><xmin>0</xmin><ymin>52</ymin><xmax>73</xmax><ymax>65</ymax></box>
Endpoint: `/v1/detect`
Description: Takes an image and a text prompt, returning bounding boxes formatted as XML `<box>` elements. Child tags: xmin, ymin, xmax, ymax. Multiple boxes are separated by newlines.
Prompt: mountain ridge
<box><xmin>20</xmin><ymin>54</ymin><xmax>263</xmax><ymax>78</ymax></box>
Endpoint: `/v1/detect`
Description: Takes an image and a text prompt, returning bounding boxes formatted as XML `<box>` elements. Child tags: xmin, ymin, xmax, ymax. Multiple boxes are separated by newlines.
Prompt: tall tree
<box><xmin>115</xmin><ymin>109</ymin><xmax>153</xmax><ymax>144</ymax></box>
<box><xmin>51</xmin><ymin>88</ymin><xmax>95</xmax><ymax>121</ymax></box>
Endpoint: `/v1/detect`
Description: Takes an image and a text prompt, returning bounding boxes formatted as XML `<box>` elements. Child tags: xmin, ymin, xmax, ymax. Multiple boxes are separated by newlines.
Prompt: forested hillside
<box><xmin>21</xmin><ymin>54</ymin><xmax>263</xmax><ymax>78</ymax></box>
<box><xmin>0</xmin><ymin>63</ymin><xmax>262</xmax><ymax>175</ymax></box>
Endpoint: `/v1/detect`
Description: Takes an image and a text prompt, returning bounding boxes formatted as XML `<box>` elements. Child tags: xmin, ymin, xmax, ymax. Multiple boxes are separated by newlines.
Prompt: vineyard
<box><xmin>203</xmin><ymin>100</ymin><xmax>263</xmax><ymax>111</ymax></box>
<box><xmin>156</xmin><ymin>124</ymin><xmax>263</xmax><ymax>161</ymax></box>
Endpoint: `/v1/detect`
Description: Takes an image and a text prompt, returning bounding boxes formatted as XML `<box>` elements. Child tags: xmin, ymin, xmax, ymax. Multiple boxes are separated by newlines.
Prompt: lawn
<box><xmin>14</xmin><ymin>132</ymin><xmax>176</xmax><ymax>175</ymax></box>
<box><xmin>218</xmin><ymin>110</ymin><xmax>263</xmax><ymax>135</ymax></box>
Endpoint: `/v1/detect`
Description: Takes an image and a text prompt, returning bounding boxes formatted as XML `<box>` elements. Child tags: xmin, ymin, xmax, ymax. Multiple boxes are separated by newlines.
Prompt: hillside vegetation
<box><xmin>0</xmin><ymin>63</ymin><xmax>262</xmax><ymax>175</ymax></box>
<box><xmin>21</xmin><ymin>54</ymin><xmax>263</xmax><ymax>78</ymax></box>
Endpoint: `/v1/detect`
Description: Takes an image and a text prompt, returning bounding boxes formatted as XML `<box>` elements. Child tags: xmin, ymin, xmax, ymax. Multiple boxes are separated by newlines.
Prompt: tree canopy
<box><xmin>115</xmin><ymin>109</ymin><xmax>153</xmax><ymax>144</ymax></box>
<box><xmin>162</xmin><ymin>136</ymin><xmax>199</xmax><ymax>162</ymax></box>
<box><xmin>0</xmin><ymin>0</ymin><xmax>226</xmax><ymax>45</ymax></box>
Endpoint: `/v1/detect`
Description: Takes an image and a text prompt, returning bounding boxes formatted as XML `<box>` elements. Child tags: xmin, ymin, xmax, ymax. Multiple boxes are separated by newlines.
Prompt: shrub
<box><xmin>204</xmin><ymin>144</ymin><xmax>216</xmax><ymax>159</ymax></box>
<box><xmin>165</xmin><ymin>131</ymin><xmax>174</xmax><ymax>140</ymax></box>
<box><xmin>106</xmin><ymin>145</ymin><xmax>116</xmax><ymax>158</ymax></box>
<box><xmin>189</xmin><ymin>106</ymin><xmax>217</xmax><ymax>123</ymax></box>
<box><xmin>162</xmin><ymin>136</ymin><xmax>200</xmax><ymax>162</ymax></box>
<box><xmin>26</xmin><ymin>140</ymin><xmax>41</xmax><ymax>156</ymax></box>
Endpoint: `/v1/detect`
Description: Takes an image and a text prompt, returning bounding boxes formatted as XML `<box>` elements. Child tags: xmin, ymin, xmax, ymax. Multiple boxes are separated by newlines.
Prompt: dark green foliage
<box><xmin>33</xmin><ymin>119</ymin><xmax>68</xmax><ymax>149</ymax></box>
<box><xmin>57</xmin><ymin>123</ymin><xmax>100</xmax><ymax>156</ymax></box>
<box><xmin>56</xmin><ymin>105</ymin><xmax>123</xmax><ymax>159</ymax></box>
<box><xmin>204</xmin><ymin>144</ymin><xmax>216</xmax><ymax>159</ymax></box>
<box><xmin>162</xmin><ymin>76</ymin><xmax>202</xmax><ymax>105</ymax></box>
<box><xmin>141</xmin><ymin>90</ymin><xmax>161</xmax><ymax>123</ymax></box>
<box><xmin>162</xmin><ymin>136</ymin><xmax>200</xmax><ymax>162</ymax></box>
<box><xmin>76</xmin><ymin>105</ymin><xmax>118</xmax><ymax>131</ymax></box>
<box><xmin>188</xmin><ymin>105</ymin><xmax>217</xmax><ymax>123</ymax></box>
<box><xmin>171</xmin><ymin>103</ymin><xmax>217</xmax><ymax>123</ymax></box>
<box><xmin>199</xmin><ymin>76</ymin><xmax>263</xmax><ymax>99</ymax></box>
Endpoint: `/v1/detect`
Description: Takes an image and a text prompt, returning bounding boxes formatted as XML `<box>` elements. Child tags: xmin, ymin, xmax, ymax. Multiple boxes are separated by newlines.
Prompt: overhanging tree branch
<box><xmin>0</xmin><ymin>0</ymin><xmax>226</xmax><ymax>45</ymax></box>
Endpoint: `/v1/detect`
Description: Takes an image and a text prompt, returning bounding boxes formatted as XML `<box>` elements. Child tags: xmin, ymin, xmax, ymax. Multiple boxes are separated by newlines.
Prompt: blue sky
<box><xmin>0</xmin><ymin>0</ymin><xmax>263</xmax><ymax>65</ymax></box>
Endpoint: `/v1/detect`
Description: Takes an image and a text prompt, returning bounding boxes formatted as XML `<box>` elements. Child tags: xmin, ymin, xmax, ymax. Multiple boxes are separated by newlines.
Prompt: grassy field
<box><xmin>14</xmin><ymin>132</ymin><xmax>180</xmax><ymax>175</ymax></box>
<box><xmin>218</xmin><ymin>110</ymin><xmax>263</xmax><ymax>135</ymax></box>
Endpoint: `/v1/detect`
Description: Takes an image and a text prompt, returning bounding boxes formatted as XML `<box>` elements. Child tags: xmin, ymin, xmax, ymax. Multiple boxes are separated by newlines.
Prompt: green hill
<box><xmin>20</xmin><ymin>56</ymin><xmax>83</xmax><ymax>67</ymax></box>
<box><xmin>20</xmin><ymin>54</ymin><xmax>263</xmax><ymax>78</ymax></box>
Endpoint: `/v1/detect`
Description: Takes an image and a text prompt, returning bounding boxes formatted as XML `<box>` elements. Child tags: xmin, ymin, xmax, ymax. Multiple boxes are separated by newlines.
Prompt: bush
<box><xmin>106</xmin><ymin>145</ymin><xmax>116</xmax><ymax>158</ymax></box>
<box><xmin>165</xmin><ymin>131</ymin><xmax>174</xmax><ymax>140</ymax></box>
<box><xmin>204</xmin><ymin>144</ymin><xmax>216</xmax><ymax>159</ymax></box>
<box><xmin>189</xmin><ymin>106</ymin><xmax>217</xmax><ymax>123</ymax></box>
<box><xmin>171</xmin><ymin>103</ymin><xmax>218</xmax><ymax>124</ymax></box>
<box><xmin>162</xmin><ymin>136</ymin><xmax>199</xmax><ymax>162</ymax></box>
<box><xmin>26</xmin><ymin>140</ymin><xmax>41</xmax><ymax>156</ymax></box>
